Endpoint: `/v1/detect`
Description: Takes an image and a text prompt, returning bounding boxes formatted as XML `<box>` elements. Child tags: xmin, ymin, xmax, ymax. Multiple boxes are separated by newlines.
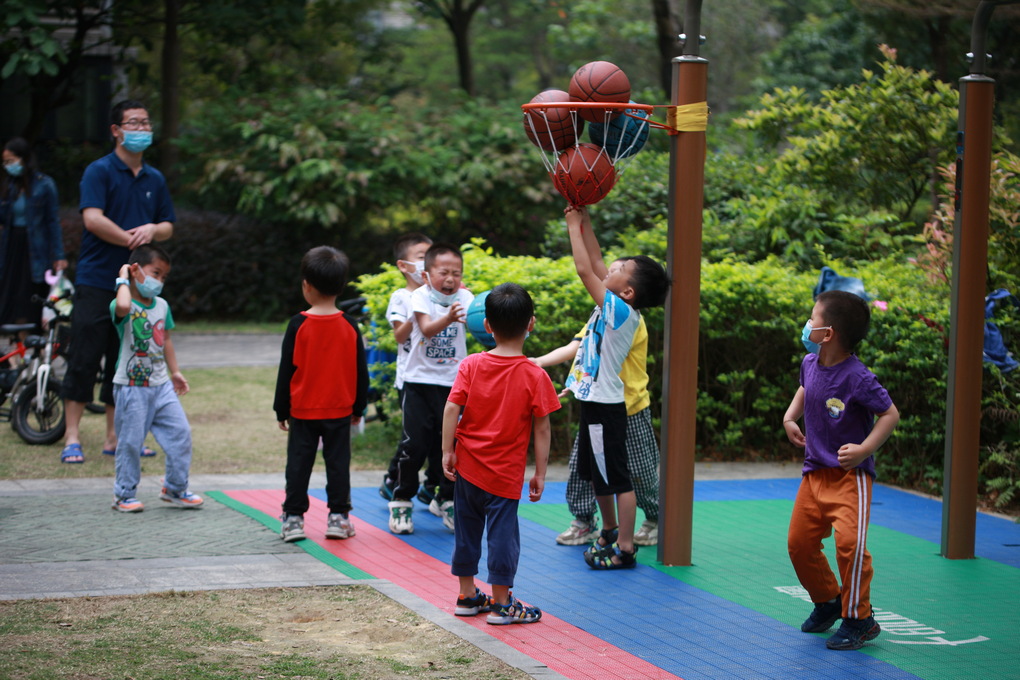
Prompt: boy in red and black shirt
<box><xmin>274</xmin><ymin>246</ymin><xmax>368</xmax><ymax>543</ymax></box>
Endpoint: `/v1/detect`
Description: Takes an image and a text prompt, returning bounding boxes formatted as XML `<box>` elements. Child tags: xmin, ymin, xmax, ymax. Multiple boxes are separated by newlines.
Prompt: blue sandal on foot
<box><xmin>61</xmin><ymin>443</ymin><xmax>84</xmax><ymax>464</ymax></box>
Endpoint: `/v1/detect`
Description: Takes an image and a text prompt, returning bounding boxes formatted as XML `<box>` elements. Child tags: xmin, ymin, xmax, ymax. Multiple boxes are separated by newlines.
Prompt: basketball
<box><xmin>551</xmin><ymin>142</ymin><xmax>617</xmax><ymax>206</ymax></box>
<box><xmin>568</xmin><ymin>61</ymin><xmax>631</xmax><ymax>123</ymax></box>
<box><xmin>523</xmin><ymin>89</ymin><xmax>582</xmax><ymax>152</ymax></box>
<box><xmin>588</xmin><ymin>102</ymin><xmax>650</xmax><ymax>159</ymax></box>
<box><xmin>465</xmin><ymin>290</ymin><xmax>495</xmax><ymax>348</ymax></box>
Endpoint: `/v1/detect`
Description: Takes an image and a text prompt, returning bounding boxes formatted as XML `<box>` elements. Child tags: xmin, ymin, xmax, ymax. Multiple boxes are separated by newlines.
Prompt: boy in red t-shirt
<box><xmin>274</xmin><ymin>246</ymin><xmax>368</xmax><ymax>543</ymax></box>
<box><xmin>441</xmin><ymin>282</ymin><xmax>561</xmax><ymax>624</ymax></box>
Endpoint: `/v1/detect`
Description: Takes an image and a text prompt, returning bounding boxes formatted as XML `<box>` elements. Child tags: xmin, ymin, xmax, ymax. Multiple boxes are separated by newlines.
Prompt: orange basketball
<box><xmin>523</xmin><ymin>89</ymin><xmax>582</xmax><ymax>151</ymax></box>
<box><xmin>551</xmin><ymin>143</ymin><xmax>617</xmax><ymax>206</ymax></box>
<box><xmin>568</xmin><ymin>61</ymin><xmax>631</xmax><ymax>123</ymax></box>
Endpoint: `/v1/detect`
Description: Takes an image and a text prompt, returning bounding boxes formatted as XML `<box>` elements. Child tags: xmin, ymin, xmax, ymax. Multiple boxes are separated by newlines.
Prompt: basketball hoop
<box><xmin>521</xmin><ymin>100</ymin><xmax>664</xmax><ymax>207</ymax></box>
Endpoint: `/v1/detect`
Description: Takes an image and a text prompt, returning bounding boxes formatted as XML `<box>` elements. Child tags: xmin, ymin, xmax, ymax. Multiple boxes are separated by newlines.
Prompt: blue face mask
<box><xmin>121</xmin><ymin>130</ymin><xmax>153</xmax><ymax>153</ymax></box>
<box><xmin>801</xmin><ymin>321</ymin><xmax>832</xmax><ymax>354</ymax></box>
<box><xmin>136</xmin><ymin>276</ymin><xmax>163</xmax><ymax>298</ymax></box>
<box><xmin>4</xmin><ymin>163</ymin><xmax>23</xmax><ymax>177</ymax></box>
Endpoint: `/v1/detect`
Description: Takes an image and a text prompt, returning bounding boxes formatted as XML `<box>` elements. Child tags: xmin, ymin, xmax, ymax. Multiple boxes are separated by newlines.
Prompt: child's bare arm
<box><xmin>529</xmin><ymin>414</ymin><xmax>551</xmax><ymax>502</ymax></box>
<box><xmin>837</xmin><ymin>403</ymin><xmax>900</xmax><ymax>470</ymax></box>
<box><xmin>416</xmin><ymin>304</ymin><xmax>464</xmax><ymax>338</ymax></box>
<box><xmin>783</xmin><ymin>386</ymin><xmax>806</xmax><ymax>448</ymax></box>
<box><xmin>392</xmin><ymin>319</ymin><xmax>413</xmax><ymax>344</ymax></box>
<box><xmin>163</xmin><ymin>334</ymin><xmax>189</xmax><ymax>396</ymax></box>
<box><xmin>565</xmin><ymin>206</ymin><xmax>606</xmax><ymax>306</ymax></box>
<box><xmin>114</xmin><ymin>263</ymin><xmax>135</xmax><ymax>318</ymax></box>
<box><xmin>530</xmin><ymin>340</ymin><xmax>580</xmax><ymax>368</ymax></box>
<box><xmin>578</xmin><ymin>208</ymin><xmax>609</xmax><ymax>279</ymax></box>
<box><xmin>441</xmin><ymin>400</ymin><xmax>462</xmax><ymax>481</ymax></box>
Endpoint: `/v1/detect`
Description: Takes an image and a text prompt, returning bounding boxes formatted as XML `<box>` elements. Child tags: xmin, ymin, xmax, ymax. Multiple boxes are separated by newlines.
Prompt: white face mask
<box><xmin>425</xmin><ymin>272</ymin><xmax>459</xmax><ymax>307</ymax></box>
<box><xmin>399</xmin><ymin>260</ymin><xmax>425</xmax><ymax>286</ymax></box>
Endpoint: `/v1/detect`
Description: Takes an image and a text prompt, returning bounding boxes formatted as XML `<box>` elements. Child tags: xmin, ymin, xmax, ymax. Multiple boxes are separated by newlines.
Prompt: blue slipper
<box><xmin>61</xmin><ymin>443</ymin><xmax>84</xmax><ymax>464</ymax></box>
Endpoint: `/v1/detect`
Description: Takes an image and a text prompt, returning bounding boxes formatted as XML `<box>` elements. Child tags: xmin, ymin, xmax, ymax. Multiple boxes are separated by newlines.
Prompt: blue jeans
<box><xmin>113</xmin><ymin>382</ymin><xmax>192</xmax><ymax>500</ymax></box>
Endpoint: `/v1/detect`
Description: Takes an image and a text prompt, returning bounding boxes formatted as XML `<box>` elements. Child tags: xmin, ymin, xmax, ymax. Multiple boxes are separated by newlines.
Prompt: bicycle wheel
<box><xmin>12</xmin><ymin>379</ymin><xmax>66</xmax><ymax>445</ymax></box>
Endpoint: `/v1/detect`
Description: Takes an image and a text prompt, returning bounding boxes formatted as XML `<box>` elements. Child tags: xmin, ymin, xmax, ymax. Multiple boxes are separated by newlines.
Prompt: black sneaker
<box><xmin>454</xmin><ymin>588</ymin><xmax>494</xmax><ymax>616</ymax></box>
<box><xmin>378</xmin><ymin>475</ymin><xmax>395</xmax><ymax>501</ymax></box>
<box><xmin>826</xmin><ymin>616</ymin><xmax>881</xmax><ymax>650</ymax></box>
<box><xmin>416</xmin><ymin>484</ymin><xmax>437</xmax><ymax>505</ymax></box>
<box><xmin>801</xmin><ymin>597</ymin><xmax>841</xmax><ymax>633</ymax></box>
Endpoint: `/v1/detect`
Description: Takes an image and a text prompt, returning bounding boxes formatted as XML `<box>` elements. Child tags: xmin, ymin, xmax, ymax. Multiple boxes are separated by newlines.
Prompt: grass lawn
<box><xmin>0</xmin><ymin>365</ymin><xmax>398</xmax><ymax>479</ymax></box>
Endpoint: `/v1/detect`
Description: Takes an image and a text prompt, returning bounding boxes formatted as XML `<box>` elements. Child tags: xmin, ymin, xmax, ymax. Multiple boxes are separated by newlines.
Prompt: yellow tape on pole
<box><xmin>666</xmin><ymin>102</ymin><xmax>709</xmax><ymax>132</ymax></box>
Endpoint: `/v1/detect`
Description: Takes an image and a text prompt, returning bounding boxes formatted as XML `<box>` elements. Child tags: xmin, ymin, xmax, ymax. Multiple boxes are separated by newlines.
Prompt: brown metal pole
<box><xmin>658</xmin><ymin>9</ymin><xmax>707</xmax><ymax>566</ymax></box>
<box><xmin>942</xmin><ymin>74</ymin><xmax>994</xmax><ymax>559</ymax></box>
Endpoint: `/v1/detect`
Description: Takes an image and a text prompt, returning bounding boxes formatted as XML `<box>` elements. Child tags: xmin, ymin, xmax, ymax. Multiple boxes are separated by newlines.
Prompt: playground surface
<box><xmin>4</xmin><ymin>467</ymin><xmax>1014</xmax><ymax>680</ymax></box>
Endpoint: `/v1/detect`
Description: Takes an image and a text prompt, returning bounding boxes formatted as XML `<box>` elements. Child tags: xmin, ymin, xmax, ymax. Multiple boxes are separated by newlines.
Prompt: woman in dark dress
<box><xmin>0</xmin><ymin>137</ymin><xmax>67</xmax><ymax>328</ymax></box>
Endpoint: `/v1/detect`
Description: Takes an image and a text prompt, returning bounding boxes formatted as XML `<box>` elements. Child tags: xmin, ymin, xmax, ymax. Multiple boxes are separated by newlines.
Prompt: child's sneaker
<box><xmin>556</xmin><ymin>519</ymin><xmax>599</xmax><ymax>546</ymax></box>
<box><xmin>455</xmin><ymin>588</ymin><xmax>494</xmax><ymax>616</ymax></box>
<box><xmin>388</xmin><ymin>500</ymin><xmax>414</xmax><ymax>534</ymax></box>
<box><xmin>112</xmin><ymin>497</ymin><xmax>144</xmax><ymax>513</ymax></box>
<box><xmin>826</xmin><ymin>615</ymin><xmax>881</xmax><ymax>651</ymax></box>
<box><xmin>159</xmin><ymin>487</ymin><xmax>204</xmax><ymax>508</ymax></box>
<box><xmin>416</xmin><ymin>484</ymin><xmax>437</xmax><ymax>505</ymax></box>
<box><xmin>378</xmin><ymin>475</ymin><xmax>395</xmax><ymax>501</ymax></box>
<box><xmin>325</xmin><ymin>513</ymin><xmax>355</xmax><ymax>539</ymax></box>
<box><xmin>486</xmin><ymin>594</ymin><xmax>542</xmax><ymax>625</ymax></box>
<box><xmin>429</xmin><ymin>499</ymin><xmax>454</xmax><ymax>531</ymax></box>
<box><xmin>280</xmin><ymin>514</ymin><xmax>306</xmax><ymax>542</ymax></box>
<box><xmin>801</xmin><ymin>597</ymin><xmax>841</xmax><ymax>633</ymax></box>
<box><xmin>634</xmin><ymin>519</ymin><xmax>659</xmax><ymax>546</ymax></box>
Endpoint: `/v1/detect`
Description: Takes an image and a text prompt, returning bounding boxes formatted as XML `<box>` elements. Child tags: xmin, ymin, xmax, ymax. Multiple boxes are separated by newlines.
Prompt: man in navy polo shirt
<box><xmin>60</xmin><ymin>99</ymin><xmax>175</xmax><ymax>465</ymax></box>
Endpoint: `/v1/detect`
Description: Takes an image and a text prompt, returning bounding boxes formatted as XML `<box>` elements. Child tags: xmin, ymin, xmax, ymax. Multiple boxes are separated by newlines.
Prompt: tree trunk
<box><xmin>451</xmin><ymin>13</ymin><xmax>475</xmax><ymax>95</ymax></box>
<box><xmin>650</xmin><ymin>0</ymin><xmax>683</xmax><ymax>99</ymax></box>
<box><xmin>161</xmin><ymin>0</ymin><xmax>182</xmax><ymax>189</ymax></box>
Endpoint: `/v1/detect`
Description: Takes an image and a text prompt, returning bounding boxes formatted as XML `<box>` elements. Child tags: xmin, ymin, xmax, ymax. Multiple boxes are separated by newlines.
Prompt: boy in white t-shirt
<box><xmin>563</xmin><ymin>205</ymin><xmax>669</xmax><ymax>569</ymax></box>
<box><xmin>379</xmin><ymin>233</ymin><xmax>434</xmax><ymax>504</ymax></box>
<box><xmin>387</xmin><ymin>243</ymin><xmax>474</xmax><ymax>535</ymax></box>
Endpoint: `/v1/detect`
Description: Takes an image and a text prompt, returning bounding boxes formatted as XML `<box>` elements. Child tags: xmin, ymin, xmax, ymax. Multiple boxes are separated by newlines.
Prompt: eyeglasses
<box><xmin>118</xmin><ymin>119</ymin><xmax>152</xmax><ymax>130</ymax></box>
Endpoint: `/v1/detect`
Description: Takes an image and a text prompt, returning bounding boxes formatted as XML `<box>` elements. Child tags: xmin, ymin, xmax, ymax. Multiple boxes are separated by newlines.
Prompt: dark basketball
<box><xmin>551</xmin><ymin>143</ymin><xmax>617</xmax><ymax>206</ymax></box>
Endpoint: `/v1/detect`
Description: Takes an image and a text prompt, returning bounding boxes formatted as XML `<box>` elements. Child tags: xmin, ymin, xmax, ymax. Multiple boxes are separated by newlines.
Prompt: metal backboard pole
<box><xmin>658</xmin><ymin>0</ymin><xmax>707</xmax><ymax>567</ymax></box>
<box><xmin>941</xmin><ymin>0</ymin><xmax>1014</xmax><ymax>559</ymax></box>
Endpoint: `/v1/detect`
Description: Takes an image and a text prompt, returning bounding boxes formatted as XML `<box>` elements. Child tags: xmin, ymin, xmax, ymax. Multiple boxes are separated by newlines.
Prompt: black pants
<box><xmin>62</xmin><ymin>284</ymin><xmax>118</xmax><ymax>405</ymax></box>
<box><xmin>395</xmin><ymin>382</ymin><xmax>454</xmax><ymax>503</ymax></box>
<box><xmin>282</xmin><ymin>416</ymin><xmax>353</xmax><ymax>516</ymax></box>
<box><xmin>386</xmin><ymin>386</ymin><xmax>442</xmax><ymax>490</ymax></box>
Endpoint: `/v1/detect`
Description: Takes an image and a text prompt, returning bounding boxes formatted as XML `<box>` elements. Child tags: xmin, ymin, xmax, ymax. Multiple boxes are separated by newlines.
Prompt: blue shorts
<box><xmin>451</xmin><ymin>476</ymin><xmax>520</xmax><ymax>587</ymax></box>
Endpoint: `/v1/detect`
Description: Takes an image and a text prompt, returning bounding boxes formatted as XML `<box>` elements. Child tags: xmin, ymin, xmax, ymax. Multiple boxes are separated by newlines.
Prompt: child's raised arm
<box><xmin>565</xmin><ymin>206</ymin><xmax>607</xmax><ymax>306</ymax></box>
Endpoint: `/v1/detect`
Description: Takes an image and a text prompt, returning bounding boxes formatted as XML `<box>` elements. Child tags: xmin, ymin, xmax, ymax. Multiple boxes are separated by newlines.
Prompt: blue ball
<box><xmin>587</xmin><ymin>102</ymin><xmax>650</xmax><ymax>158</ymax></box>
<box><xmin>466</xmin><ymin>290</ymin><xmax>495</xmax><ymax>348</ymax></box>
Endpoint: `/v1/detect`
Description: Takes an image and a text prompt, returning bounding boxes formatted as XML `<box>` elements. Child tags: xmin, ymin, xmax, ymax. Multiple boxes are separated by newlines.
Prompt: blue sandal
<box><xmin>60</xmin><ymin>443</ymin><xmax>84</xmax><ymax>464</ymax></box>
<box><xmin>583</xmin><ymin>527</ymin><xmax>619</xmax><ymax>563</ymax></box>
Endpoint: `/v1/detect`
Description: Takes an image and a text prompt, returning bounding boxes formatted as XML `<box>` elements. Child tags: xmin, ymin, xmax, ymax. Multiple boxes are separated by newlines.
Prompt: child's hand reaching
<box><xmin>445</xmin><ymin>301</ymin><xmax>465</xmax><ymax>325</ymax></box>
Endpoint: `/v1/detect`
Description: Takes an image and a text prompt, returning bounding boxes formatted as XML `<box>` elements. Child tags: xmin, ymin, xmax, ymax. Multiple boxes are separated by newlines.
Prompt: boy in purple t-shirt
<box><xmin>783</xmin><ymin>290</ymin><xmax>899</xmax><ymax>651</ymax></box>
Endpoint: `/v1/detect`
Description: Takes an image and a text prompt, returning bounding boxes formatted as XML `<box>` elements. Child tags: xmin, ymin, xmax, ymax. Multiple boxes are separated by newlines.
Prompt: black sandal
<box><xmin>586</xmin><ymin>544</ymin><xmax>639</xmax><ymax>570</ymax></box>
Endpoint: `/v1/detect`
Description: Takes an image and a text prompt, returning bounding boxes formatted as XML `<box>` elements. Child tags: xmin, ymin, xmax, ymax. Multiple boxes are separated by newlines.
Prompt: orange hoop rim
<box><xmin>521</xmin><ymin>101</ymin><xmax>655</xmax><ymax>113</ymax></box>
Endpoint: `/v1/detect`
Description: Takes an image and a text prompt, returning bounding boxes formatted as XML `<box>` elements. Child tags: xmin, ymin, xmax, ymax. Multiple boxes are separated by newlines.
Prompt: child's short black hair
<box><xmin>393</xmin><ymin>233</ymin><xmax>432</xmax><ymax>261</ymax></box>
<box><xmin>620</xmin><ymin>255</ymin><xmax>671</xmax><ymax>310</ymax></box>
<box><xmin>485</xmin><ymin>283</ymin><xmax>534</xmax><ymax>340</ymax></box>
<box><xmin>128</xmin><ymin>244</ymin><xmax>171</xmax><ymax>268</ymax></box>
<box><xmin>111</xmin><ymin>99</ymin><xmax>148</xmax><ymax>126</ymax></box>
<box><xmin>424</xmin><ymin>243</ymin><xmax>462</xmax><ymax>270</ymax></box>
<box><xmin>817</xmin><ymin>290</ymin><xmax>871</xmax><ymax>351</ymax></box>
<box><xmin>301</xmin><ymin>246</ymin><xmax>349</xmax><ymax>297</ymax></box>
